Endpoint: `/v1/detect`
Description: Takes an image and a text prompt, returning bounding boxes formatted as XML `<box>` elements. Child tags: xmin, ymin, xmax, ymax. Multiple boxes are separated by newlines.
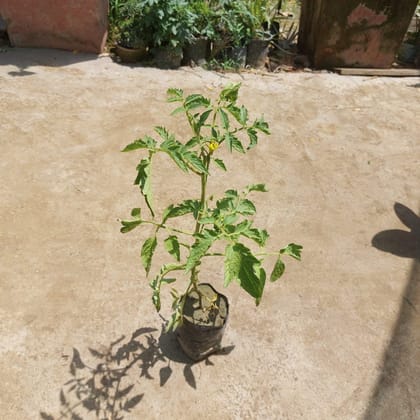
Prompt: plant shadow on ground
<box><xmin>365</xmin><ymin>203</ymin><xmax>419</xmax><ymax>419</ymax></box>
<box><xmin>40</xmin><ymin>325</ymin><xmax>234</xmax><ymax>420</ymax></box>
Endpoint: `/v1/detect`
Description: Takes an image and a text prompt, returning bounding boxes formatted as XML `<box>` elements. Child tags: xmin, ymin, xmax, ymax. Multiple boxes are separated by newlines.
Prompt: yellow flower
<box><xmin>208</xmin><ymin>140</ymin><xmax>219</xmax><ymax>153</ymax></box>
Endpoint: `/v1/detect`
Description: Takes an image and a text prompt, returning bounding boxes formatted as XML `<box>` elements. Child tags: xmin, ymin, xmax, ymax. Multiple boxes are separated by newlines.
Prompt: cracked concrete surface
<box><xmin>0</xmin><ymin>48</ymin><xmax>419</xmax><ymax>419</ymax></box>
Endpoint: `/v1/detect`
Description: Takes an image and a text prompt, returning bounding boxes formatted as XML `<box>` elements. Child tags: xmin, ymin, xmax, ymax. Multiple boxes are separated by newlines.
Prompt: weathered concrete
<box><xmin>0</xmin><ymin>48</ymin><xmax>419</xmax><ymax>419</ymax></box>
<box><xmin>0</xmin><ymin>0</ymin><xmax>108</xmax><ymax>53</ymax></box>
<box><xmin>299</xmin><ymin>0</ymin><xmax>418</xmax><ymax>68</ymax></box>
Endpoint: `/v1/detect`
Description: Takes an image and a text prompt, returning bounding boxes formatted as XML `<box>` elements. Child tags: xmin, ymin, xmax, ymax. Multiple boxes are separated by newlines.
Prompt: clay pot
<box><xmin>176</xmin><ymin>283</ymin><xmax>229</xmax><ymax>361</ymax></box>
<box><xmin>115</xmin><ymin>44</ymin><xmax>147</xmax><ymax>63</ymax></box>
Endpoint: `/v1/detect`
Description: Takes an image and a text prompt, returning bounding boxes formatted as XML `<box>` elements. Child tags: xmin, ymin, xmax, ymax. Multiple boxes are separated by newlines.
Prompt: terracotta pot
<box><xmin>176</xmin><ymin>283</ymin><xmax>229</xmax><ymax>361</ymax></box>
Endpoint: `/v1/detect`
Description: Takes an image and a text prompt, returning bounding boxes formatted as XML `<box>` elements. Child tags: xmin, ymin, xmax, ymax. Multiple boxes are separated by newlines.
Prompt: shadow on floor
<box><xmin>0</xmin><ymin>47</ymin><xmax>103</xmax><ymax>77</ymax></box>
<box><xmin>40</xmin><ymin>325</ymin><xmax>234</xmax><ymax>419</ymax></box>
<box><xmin>365</xmin><ymin>203</ymin><xmax>420</xmax><ymax>419</ymax></box>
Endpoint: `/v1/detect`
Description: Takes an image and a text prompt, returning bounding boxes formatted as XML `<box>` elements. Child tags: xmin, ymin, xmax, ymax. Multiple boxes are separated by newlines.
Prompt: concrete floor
<box><xmin>0</xmin><ymin>48</ymin><xmax>419</xmax><ymax>420</ymax></box>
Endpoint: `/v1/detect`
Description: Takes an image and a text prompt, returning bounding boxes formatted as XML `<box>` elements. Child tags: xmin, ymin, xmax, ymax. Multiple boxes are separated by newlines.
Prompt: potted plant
<box><xmin>137</xmin><ymin>0</ymin><xmax>196</xmax><ymax>68</ymax></box>
<box><xmin>110</xmin><ymin>0</ymin><xmax>149</xmax><ymax>63</ymax></box>
<box><xmin>121</xmin><ymin>84</ymin><xmax>302</xmax><ymax>361</ymax></box>
<box><xmin>244</xmin><ymin>0</ymin><xmax>277</xmax><ymax>68</ymax></box>
<box><xmin>210</xmin><ymin>0</ymin><xmax>255</xmax><ymax>67</ymax></box>
<box><xmin>182</xmin><ymin>0</ymin><xmax>215</xmax><ymax>66</ymax></box>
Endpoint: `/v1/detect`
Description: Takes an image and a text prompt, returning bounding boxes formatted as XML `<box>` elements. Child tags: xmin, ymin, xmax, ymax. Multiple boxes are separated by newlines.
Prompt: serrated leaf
<box><xmin>183</xmin><ymin>151</ymin><xmax>208</xmax><ymax>174</ymax></box>
<box><xmin>141</xmin><ymin>236</ymin><xmax>157</xmax><ymax>275</ymax></box>
<box><xmin>219</xmin><ymin>109</ymin><xmax>229</xmax><ymax>129</ymax></box>
<box><xmin>185</xmin><ymin>233</ymin><xmax>216</xmax><ymax>272</ymax></box>
<box><xmin>213</xmin><ymin>158</ymin><xmax>227</xmax><ymax>171</ymax></box>
<box><xmin>225</xmin><ymin>132</ymin><xmax>245</xmax><ymax>153</ymax></box>
<box><xmin>280</xmin><ymin>243</ymin><xmax>303</xmax><ymax>260</ymax></box>
<box><xmin>220</xmin><ymin>83</ymin><xmax>240</xmax><ymax>103</ymax></box>
<box><xmin>239</xmin><ymin>105</ymin><xmax>248</xmax><ymax>125</ymax></box>
<box><xmin>197</xmin><ymin>109</ymin><xmax>212</xmax><ymax>130</ymax></box>
<box><xmin>270</xmin><ymin>256</ymin><xmax>285</xmax><ymax>282</ymax></box>
<box><xmin>122</xmin><ymin>135</ymin><xmax>157</xmax><ymax>152</ymax></box>
<box><xmin>134</xmin><ymin>158</ymin><xmax>154</xmax><ymax>217</ymax></box>
<box><xmin>155</xmin><ymin>126</ymin><xmax>174</xmax><ymax>142</ymax></box>
<box><xmin>162</xmin><ymin>199</ymin><xmax>200</xmax><ymax>223</ymax></box>
<box><xmin>185</xmin><ymin>136</ymin><xmax>201</xmax><ymax>149</ymax></box>
<box><xmin>167</xmin><ymin>88</ymin><xmax>184</xmax><ymax>102</ymax></box>
<box><xmin>254</xmin><ymin>116</ymin><xmax>270</xmax><ymax>134</ymax></box>
<box><xmin>246</xmin><ymin>183</ymin><xmax>268</xmax><ymax>193</ymax></box>
<box><xmin>184</xmin><ymin>94</ymin><xmax>210</xmax><ymax>111</ymax></box>
<box><xmin>224</xmin><ymin>243</ymin><xmax>265</xmax><ymax>304</ymax></box>
<box><xmin>237</xmin><ymin>199</ymin><xmax>256</xmax><ymax>215</ymax></box>
<box><xmin>164</xmin><ymin>236</ymin><xmax>180</xmax><ymax>261</ymax></box>
<box><xmin>247</xmin><ymin>128</ymin><xmax>258</xmax><ymax>150</ymax></box>
<box><xmin>242</xmin><ymin>227</ymin><xmax>269</xmax><ymax>246</ymax></box>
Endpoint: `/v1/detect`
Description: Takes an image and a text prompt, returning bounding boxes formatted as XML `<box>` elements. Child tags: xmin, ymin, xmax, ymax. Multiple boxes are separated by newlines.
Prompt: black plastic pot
<box><xmin>226</xmin><ymin>46</ymin><xmax>247</xmax><ymax>68</ymax></box>
<box><xmin>176</xmin><ymin>283</ymin><xmax>229</xmax><ymax>361</ymax></box>
<box><xmin>182</xmin><ymin>37</ymin><xmax>210</xmax><ymax>66</ymax></box>
<box><xmin>152</xmin><ymin>45</ymin><xmax>183</xmax><ymax>69</ymax></box>
<box><xmin>246</xmin><ymin>39</ymin><xmax>270</xmax><ymax>68</ymax></box>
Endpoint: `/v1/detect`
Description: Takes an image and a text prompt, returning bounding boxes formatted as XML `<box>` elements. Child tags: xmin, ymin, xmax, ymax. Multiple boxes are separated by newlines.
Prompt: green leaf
<box><xmin>239</xmin><ymin>106</ymin><xmax>248</xmax><ymax>125</ymax></box>
<box><xmin>185</xmin><ymin>136</ymin><xmax>201</xmax><ymax>149</ymax></box>
<box><xmin>224</xmin><ymin>243</ymin><xmax>265</xmax><ymax>304</ymax></box>
<box><xmin>224</xmin><ymin>189</ymin><xmax>238</xmax><ymax>198</ymax></box>
<box><xmin>226</xmin><ymin>104</ymin><xmax>241</xmax><ymax>123</ymax></box>
<box><xmin>225</xmin><ymin>133</ymin><xmax>245</xmax><ymax>153</ymax></box>
<box><xmin>237</xmin><ymin>199</ymin><xmax>256</xmax><ymax>215</ymax></box>
<box><xmin>130</xmin><ymin>208</ymin><xmax>141</xmax><ymax>218</ymax></box>
<box><xmin>141</xmin><ymin>236</ymin><xmax>157</xmax><ymax>275</ymax></box>
<box><xmin>198</xmin><ymin>216</ymin><xmax>216</xmax><ymax>224</ymax></box>
<box><xmin>219</xmin><ymin>109</ymin><xmax>229</xmax><ymax>129</ymax></box>
<box><xmin>247</xmin><ymin>128</ymin><xmax>258</xmax><ymax>150</ymax></box>
<box><xmin>216</xmin><ymin>196</ymin><xmax>234</xmax><ymax>212</ymax></box>
<box><xmin>270</xmin><ymin>256</ymin><xmax>285</xmax><ymax>282</ymax></box>
<box><xmin>167</xmin><ymin>88</ymin><xmax>184</xmax><ymax>102</ymax></box>
<box><xmin>155</xmin><ymin>126</ymin><xmax>174</xmax><ymax>142</ymax></box>
<box><xmin>185</xmin><ymin>233</ymin><xmax>216</xmax><ymax>272</ymax></box>
<box><xmin>122</xmin><ymin>136</ymin><xmax>157</xmax><ymax>152</ymax></box>
<box><xmin>242</xmin><ymin>227</ymin><xmax>269</xmax><ymax>246</ymax></box>
<box><xmin>280</xmin><ymin>243</ymin><xmax>303</xmax><ymax>260</ymax></box>
<box><xmin>246</xmin><ymin>183</ymin><xmax>268</xmax><ymax>193</ymax></box>
<box><xmin>171</xmin><ymin>106</ymin><xmax>185</xmax><ymax>116</ymax></box>
<box><xmin>213</xmin><ymin>158</ymin><xmax>227</xmax><ymax>171</ymax></box>
<box><xmin>161</xmin><ymin>278</ymin><xmax>176</xmax><ymax>285</ymax></box>
<box><xmin>120</xmin><ymin>219</ymin><xmax>142</xmax><ymax>234</ymax></box>
<box><xmin>184</xmin><ymin>94</ymin><xmax>210</xmax><ymax>111</ymax></box>
<box><xmin>223</xmin><ymin>214</ymin><xmax>239</xmax><ymax>225</ymax></box>
<box><xmin>197</xmin><ymin>109</ymin><xmax>212</xmax><ymax>130</ymax></box>
<box><xmin>162</xmin><ymin>200</ymin><xmax>200</xmax><ymax>223</ymax></box>
<box><xmin>134</xmin><ymin>158</ymin><xmax>154</xmax><ymax>217</ymax></box>
<box><xmin>164</xmin><ymin>236</ymin><xmax>181</xmax><ymax>262</ymax></box>
<box><xmin>183</xmin><ymin>151</ymin><xmax>208</xmax><ymax>174</ymax></box>
<box><xmin>220</xmin><ymin>83</ymin><xmax>241</xmax><ymax>103</ymax></box>
<box><xmin>254</xmin><ymin>116</ymin><xmax>270</xmax><ymax>134</ymax></box>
